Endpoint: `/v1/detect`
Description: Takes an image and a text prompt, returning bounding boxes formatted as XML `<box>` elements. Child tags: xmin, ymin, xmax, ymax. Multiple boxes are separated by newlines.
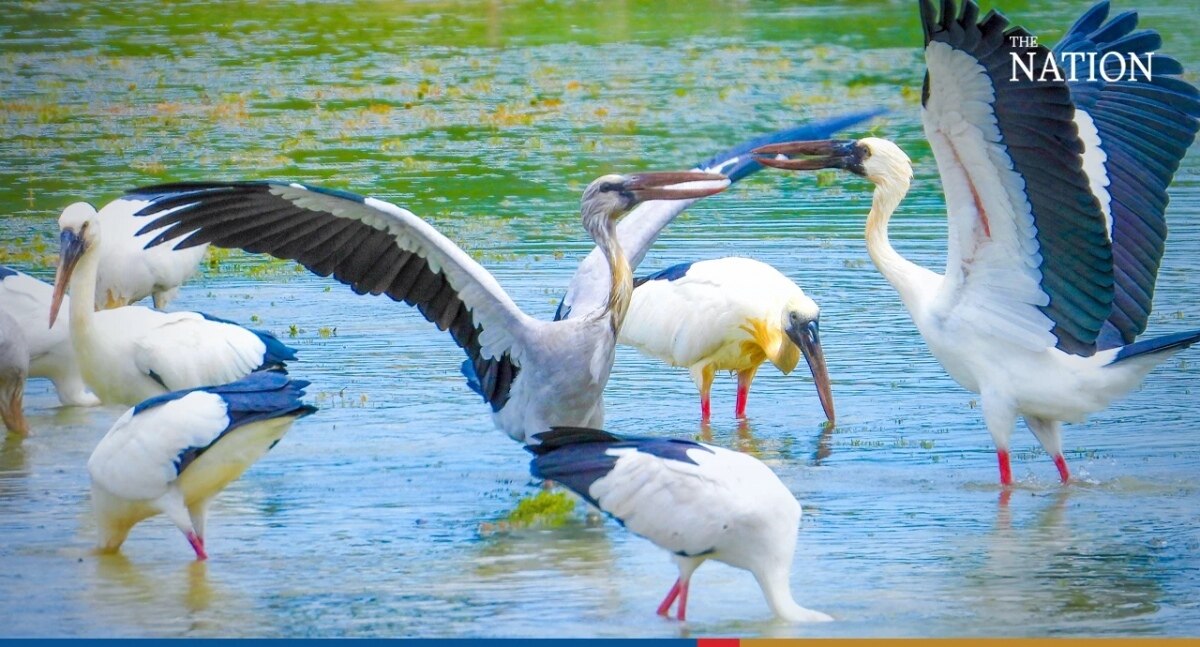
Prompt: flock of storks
<box><xmin>2</xmin><ymin>0</ymin><xmax>1198</xmax><ymax>624</ymax></box>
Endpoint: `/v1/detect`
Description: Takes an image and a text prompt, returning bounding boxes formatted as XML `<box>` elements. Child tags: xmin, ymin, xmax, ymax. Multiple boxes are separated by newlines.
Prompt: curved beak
<box><xmin>624</xmin><ymin>171</ymin><xmax>729</xmax><ymax>202</ymax></box>
<box><xmin>49</xmin><ymin>229</ymin><xmax>84</xmax><ymax>327</ymax></box>
<box><xmin>751</xmin><ymin>139</ymin><xmax>861</xmax><ymax>174</ymax></box>
<box><xmin>786</xmin><ymin>319</ymin><xmax>835</xmax><ymax>423</ymax></box>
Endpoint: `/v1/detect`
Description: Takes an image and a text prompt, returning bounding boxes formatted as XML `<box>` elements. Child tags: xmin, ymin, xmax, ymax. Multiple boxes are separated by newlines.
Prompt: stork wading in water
<box><xmin>754</xmin><ymin>0</ymin><xmax>1200</xmax><ymax>485</ymax></box>
<box><xmin>49</xmin><ymin>204</ymin><xmax>298</xmax><ymax>406</ymax></box>
<box><xmin>618</xmin><ymin>257</ymin><xmax>834</xmax><ymax>423</ymax></box>
<box><xmin>89</xmin><ymin>371</ymin><xmax>316</xmax><ymax>560</ymax></box>
<box><xmin>528</xmin><ymin>427</ymin><xmax>832</xmax><ymax>623</ymax></box>
<box><xmin>0</xmin><ymin>266</ymin><xmax>98</xmax><ymax>407</ymax></box>
<box><xmin>63</xmin><ymin>197</ymin><xmax>209</xmax><ymax>310</ymax></box>
<box><xmin>0</xmin><ymin>309</ymin><xmax>30</xmax><ymax>436</ymax></box>
<box><xmin>130</xmin><ymin>173</ymin><xmax>728</xmax><ymax>443</ymax></box>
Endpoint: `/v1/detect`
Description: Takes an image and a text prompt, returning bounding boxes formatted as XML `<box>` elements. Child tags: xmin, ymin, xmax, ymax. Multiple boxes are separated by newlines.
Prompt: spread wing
<box><xmin>131</xmin><ymin>181</ymin><xmax>536</xmax><ymax>411</ymax></box>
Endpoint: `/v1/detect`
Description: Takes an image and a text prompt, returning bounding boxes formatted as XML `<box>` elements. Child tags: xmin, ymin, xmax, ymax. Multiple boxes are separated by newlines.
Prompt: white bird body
<box><xmin>81</xmin><ymin>198</ymin><xmax>209</xmax><ymax>309</ymax></box>
<box><xmin>89</xmin><ymin>372</ymin><xmax>315</xmax><ymax>558</ymax></box>
<box><xmin>619</xmin><ymin>257</ymin><xmax>832</xmax><ymax>421</ymax></box>
<box><xmin>51</xmin><ymin>204</ymin><xmax>296</xmax><ymax>406</ymax></box>
<box><xmin>755</xmin><ymin>0</ymin><xmax>1200</xmax><ymax>483</ymax></box>
<box><xmin>0</xmin><ymin>309</ymin><xmax>30</xmax><ymax>435</ymax></box>
<box><xmin>0</xmin><ymin>267</ymin><xmax>98</xmax><ymax>406</ymax></box>
<box><xmin>131</xmin><ymin>173</ymin><xmax>728</xmax><ymax>444</ymax></box>
<box><xmin>530</xmin><ymin>427</ymin><xmax>831</xmax><ymax>623</ymax></box>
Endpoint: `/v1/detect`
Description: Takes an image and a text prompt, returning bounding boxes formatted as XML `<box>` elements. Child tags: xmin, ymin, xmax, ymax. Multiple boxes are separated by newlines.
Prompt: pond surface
<box><xmin>1</xmin><ymin>0</ymin><xmax>1199</xmax><ymax>638</ymax></box>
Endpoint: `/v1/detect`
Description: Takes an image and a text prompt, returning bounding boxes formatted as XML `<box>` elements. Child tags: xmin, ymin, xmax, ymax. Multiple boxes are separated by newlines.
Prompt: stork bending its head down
<box><xmin>754</xmin><ymin>0</ymin><xmax>1200</xmax><ymax>485</ymax></box>
<box><xmin>619</xmin><ymin>257</ymin><xmax>833</xmax><ymax>422</ymax></box>
<box><xmin>131</xmin><ymin>172</ymin><xmax>728</xmax><ymax>443</ymax></box>
<box><xmin>528</xmin><ymin>427</ymin><xmax>831</xmax><ymax>623</ymax></box>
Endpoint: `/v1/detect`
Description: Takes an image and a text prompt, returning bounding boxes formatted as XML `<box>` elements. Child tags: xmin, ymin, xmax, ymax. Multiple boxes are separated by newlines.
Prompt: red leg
<box><xmin>186</xmin><ymin>531</ymin><xmax>208</xmax><ymax>561</ymax></box>
<box><xmin>700</xmin><ymin>396</ymin><xmax>711</xmax><ymax>422</ymax></box>
<box><xmin>677</xmin><ymin>578</ymin><xmax>690</xmax><ymax>621</ymax></box>
<box><xmin>656</xmin><ymin>578</ymin><xmax>681</xmax><ymax>616</ymax></box>
<box><xmin>997</xmin><ymin>450</ymin><xmax>1013</xmax><ymax>486</ymax></box>
<box><xmin>735</xmin><ymin>367</ymin><xmax>757</xmax><ymax>419</ymax></box>
<box><xmin>1053</xmin><ymin>454</ymin><xmax>1070</xmax><ymax>483</ymax></box>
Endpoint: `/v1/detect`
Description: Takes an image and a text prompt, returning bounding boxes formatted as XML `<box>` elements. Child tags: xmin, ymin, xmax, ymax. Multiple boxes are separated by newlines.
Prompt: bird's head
<box><xmin>752</xmin><ymin>137</ymin><xmax>912</xmax><ymax>187</ymax></box>
<box><xmin>579</xmin><ymin>171</ymin><xmax>729</xmax><ymax>229</ymax></box>
<box><xmin>49</xmin><ymin>202</ymin><xmax>100</xmax><ymax>327</ymax></box>
<box><xmin>782</xmin><ymin>296</ymin><xmax>834</xmax><ymax>424</ymax></box>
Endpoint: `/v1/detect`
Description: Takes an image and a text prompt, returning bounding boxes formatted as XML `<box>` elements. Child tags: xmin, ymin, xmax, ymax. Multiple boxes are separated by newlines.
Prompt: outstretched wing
<box><xmin>921</xmin><ymin>0</ymin><xmax>1114</xmax><ymax>356</ymax></box>
<box><xmin>1053</xmin><ymin>1</ymin><xmax>1200</xmax><ymax>347</ymax></box>
<box><xmin>555</xmin><ymin>110</ymin><xmax>884</xmax><ymax>322</ymax></box>
<box><xmin>131</xmin><ymin>182</ymin><xmax>535</xmax><ymax>411</ymax></box>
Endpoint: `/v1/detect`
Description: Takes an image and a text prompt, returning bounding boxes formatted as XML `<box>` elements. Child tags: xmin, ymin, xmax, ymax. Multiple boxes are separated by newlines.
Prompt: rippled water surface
<box><xmin>2</xmin><ymin>0</ymin><xmax>1199</xmax><ymax>638</ymax></box>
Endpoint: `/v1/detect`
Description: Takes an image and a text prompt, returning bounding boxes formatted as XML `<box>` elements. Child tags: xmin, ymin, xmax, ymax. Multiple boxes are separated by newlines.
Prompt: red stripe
<box><xmin>698</xmin><ymin>640</ymin><xmax>739</xmax><ymax>647</ymax></box>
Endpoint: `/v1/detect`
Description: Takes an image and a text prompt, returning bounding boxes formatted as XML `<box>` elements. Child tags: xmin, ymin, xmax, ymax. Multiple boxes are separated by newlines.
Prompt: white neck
<box><xmin>864</xmin><ymin>169</ymin><xmax>938</xmax><ymax>311</ymax></box>
<box><xmin>584</xmin><ymin>212</ymin><xmax>632</xmax><ymax>334</ymax></box>
<box><xmin>756</xmin><ymin>565</ymin><xmax>831</xmax><ymax>623</ymax></box>
<box><xmin>67</xmin><ymin>245</ymin><xmax>101</xmax><ymax>348</ymax></box>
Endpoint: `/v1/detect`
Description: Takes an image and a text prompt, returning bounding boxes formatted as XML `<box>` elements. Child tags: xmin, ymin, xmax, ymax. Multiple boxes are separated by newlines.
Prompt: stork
<box><xmin>49</xmin><ymin>204</ymin><xmax>298</xmax><ymax>406</ymax></box>
<box><xmin>88</xmin><ymin>371</ymin><xmax>316</xmax><ymax>560</ymax></box>
<box><xmin>0</xmin><ymin>309</ymin><xmax>30</xmax><ymax>436</ymax></box>
<box><xmin>527</xmin><ymin>427</ymin><xmax>832</xmax><ymax>623</ymax></box>
<box><xmin>69</xmin><ymin>197</ymin><xmax>209</xmax><ymax>309</ymax></box>
<box><xmin>0</xmin><ymin>266</ymin><xmax>98</xmax><ymax>407</ymax></box>
<box><xmin>129</xmin><ymin>172</ymin><xmax>728</xmax><ymax>443</ymax></box>
<box><xmin>554</xmin><ymin>110</ymin><xmax>884</xmax><ymax>324</ymax></box>
<box><xmin>618</xmin><ymin>257</ymin><xmax>834</xmax><ymax>422</ymax></box>
<box><xmin>753</xmin><ymin>0</ymin><xmax>1200</xmax><ymax>484</ymax></box>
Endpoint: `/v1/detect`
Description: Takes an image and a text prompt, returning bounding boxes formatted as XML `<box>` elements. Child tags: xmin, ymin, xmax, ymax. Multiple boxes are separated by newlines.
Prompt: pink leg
<box><xmin>734</xmin><ymin>385</ymin><xmax>748</xmax><ymax>419</ymax></box>
<box><xmin>186</xmin><ymin>531</ymin><xmax>208</xmax><ymax>561</ymax></box>
<box><xmin>656</xmin><ymin>578</ymin><xmax>681</xmax><ymax>616</ymax></box>
<box><xmin>700</xmin><ymin>396</ymin><xmax>711</xmax><ymax>422</ymax></box>
<box><xmin>677</xmin><ymin>578</ymin><xmax>690</xmax><ymax>621</ymax></box>
<box><xmin>997</xmin><ymin>450</ymin><xmax>1013</xmax><ymax>486</ymax></box>
<box><xmin>1053</xmin><ymin>454</ymin><xmax>1070</xmax><ymax>483</ymax></box>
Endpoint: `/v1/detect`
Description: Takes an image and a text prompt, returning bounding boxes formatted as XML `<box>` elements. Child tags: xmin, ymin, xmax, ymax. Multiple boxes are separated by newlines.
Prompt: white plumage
<box><xmin>530</xmin><ymin>428</ymin><xmax>831</xmax><ymax>623</ymax></box>
<box><xmin>0</xmin><ymin>309</ymin><xmax>30</xmax><ymax>436</ymax></box>
<box><xmin>619</xmin><ymin>257</ymin><xmax>834</xmax><ymax>422</ymax></box>
<box><xmin>50</xmin><ymin>204</ymin><xmax>297</xmax><ymax>406</ymax></box>
<box><xmin>89</xmin><ymin>371</ymin><xmax>315</xmax><ymax>559</ymax></box>
<box><xmin>753</xmin><ymin>0</ymin><xmax>1200</xmax><ymax>485</ymax></box>
<box><xmin>0</xmin><ymin>267</ymin><xmax>98</xmax><ymax>407</ymax></box>
<box><xmin>70</xmin><ymin>198</ymin><xmax>209</xmax><ymax>310</ymax></box>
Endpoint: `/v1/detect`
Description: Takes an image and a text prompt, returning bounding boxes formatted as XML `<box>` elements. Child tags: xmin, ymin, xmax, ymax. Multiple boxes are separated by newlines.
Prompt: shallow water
<box><xmin>1</xmin><ymin>0</ymin><xmax>1199</xmax><ymax>638</ymax></box>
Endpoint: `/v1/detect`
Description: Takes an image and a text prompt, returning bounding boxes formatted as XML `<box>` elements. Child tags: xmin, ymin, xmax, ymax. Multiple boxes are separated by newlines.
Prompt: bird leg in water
<box><xmin>186</xmin><ymin>530</ymin><xmax>208</xmax><ymax>561</ymax></box>
<box><xmin>696</xmin><ymin>365</ymin><xmax>716</xmax><ymax>422</ymax></box>
<box><xmin>1053</xmin><ymin>455</ymin><xmax>1070</xmax><ymax>483</ymax></box>
<box><xmin>735</xmin><ymin>366</ymin><xmax>759</xmax><ymax>418</ymax></box>
<box><xmin>997</xmin><ymin>450</ymin><xmax>1012</xmax><ymax>486</ymax></box>
<box><xmin>656</xmin><ymin>578</ymin><xmax>682</xmax><ymax>617</ymax></box>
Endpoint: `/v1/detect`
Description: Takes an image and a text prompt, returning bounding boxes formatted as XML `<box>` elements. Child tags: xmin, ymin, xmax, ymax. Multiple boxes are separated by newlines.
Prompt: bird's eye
<box><xmin>858</xmin><ymin>144</ymin><xmax>872</xmax><ymax>159</ymax></box>
<box><xmin>598</xmin><ymin>182</ymin><xmax>617</xmax><ymax>193</ymax></box>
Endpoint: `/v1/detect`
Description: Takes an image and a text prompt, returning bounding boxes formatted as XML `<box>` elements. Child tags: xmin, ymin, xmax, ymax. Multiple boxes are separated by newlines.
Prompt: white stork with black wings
<box><xmin>754</xmin><ymin>0</ymin><xmax>1200</xmax><ymax>485</ymax></box>
<box><xmin>131</xmin><ymin>173</ymin><xmax>729</xmax><ymax>443</ymax></box>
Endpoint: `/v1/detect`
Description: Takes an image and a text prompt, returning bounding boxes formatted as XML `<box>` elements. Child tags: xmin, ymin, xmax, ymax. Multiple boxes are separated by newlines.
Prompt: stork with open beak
<box><xmin>752</xmin><ymin>0</ymin><xmax>1200</xmax><ymax>485</ymax></box>
<box><xmin>129</xmin><ymin>172</ymin><xmax>728</xmax><ymax>443</ymax></box>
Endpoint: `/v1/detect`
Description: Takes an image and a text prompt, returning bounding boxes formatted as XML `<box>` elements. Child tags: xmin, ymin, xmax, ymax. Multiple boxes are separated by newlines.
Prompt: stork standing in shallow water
<box><xmin>64</xmin><ymin>197</ymin><xmax>209</xmax><ymax>310</ymax></box>
<box><xmin>49</xmin><ymin>204</ymin><xmax>297</xmax><ymax>406</ymax></box>
<box><xmin>754</xmin><ymin>0</ymin><xmax>1200</xmax><ymax>484</ymax></box>
<box><xmin>528</xmin><ymin>427</ymin><xmax>831</xmax><ymax>623</ymax></box>
<box><xmin>619</xmin><ymin>257</ymin><xmax>834</xmax><ymax>423</ymax></box>
<box><xmin>89</xmin><ymin>371</ymin><xmax>315</xmax><ymax>559</ymax></box>
<box><xmin>0</xmin><ymin>266</ymin><xmax>98</xmax><ymax>407</ymax></box>
<box><xmin>130</xmin><ymin>173</ymin><xmax>728</xmax><ymax>443</ymax></box>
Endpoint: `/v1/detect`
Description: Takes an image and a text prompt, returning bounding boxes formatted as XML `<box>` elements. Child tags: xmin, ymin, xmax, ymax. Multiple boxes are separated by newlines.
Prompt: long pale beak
<box><xmin>624</xmin><ymin>171</ymin><xmax>729</xmax><ymax>202</ymax></box>
<box><xmin>752</xmin><ymin>139</ymin><xmax>858</xmax><ymax>172</ymax></box>
<box><xmin>49</xmin><ymin>229</ymin><xmax>85</xmax><ymax>327</ymax></box>
<box><xmin>787</xmin><ymin>319</ymin><xmax>835</xmax><ymax>423</ymax></box>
